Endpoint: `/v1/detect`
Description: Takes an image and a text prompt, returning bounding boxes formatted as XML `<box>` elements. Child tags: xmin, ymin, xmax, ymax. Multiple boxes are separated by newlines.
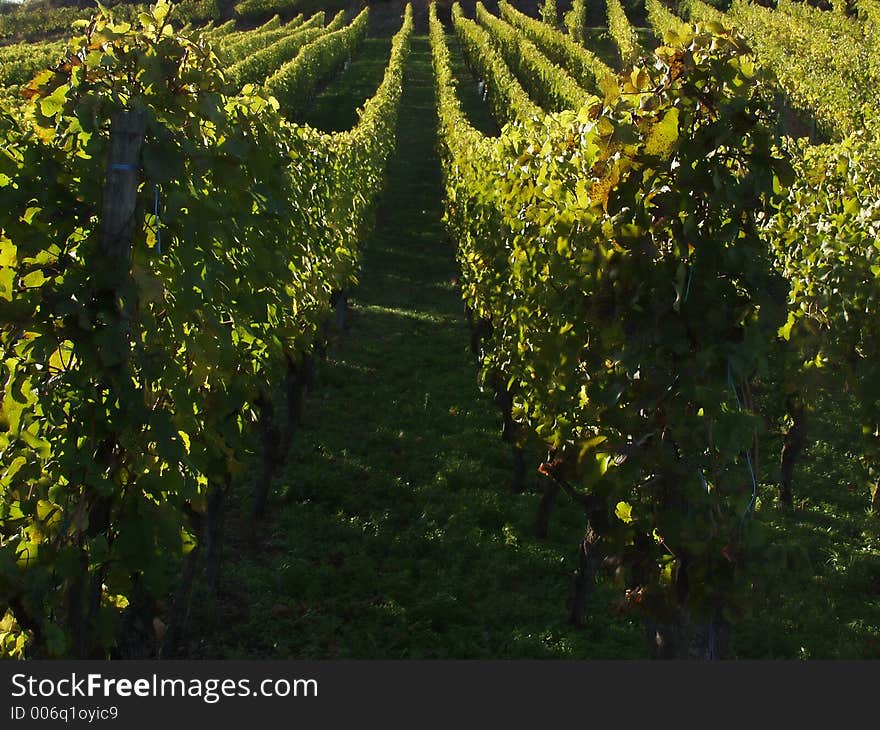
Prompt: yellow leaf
<box><xmin>0</xmin><ymin>235</ymin><xmax>16</xmax><ymax>268</ymax></box>
<box><xmin>16</xmin><ymin>541</ymin><xmax>39</xmax><ymax>568</ymax></box>
<box><xmin>630</xmin><ymin>67</ymin><xmax>650</xmax><ymax>91</ymax></box>
<box><xmin>615</xmin><ymin>501</ymin><xmax>634</xmax><ymax>524</ymax></box>
<box><xmin>0</xmin><ymin>609</ymin><xmax>18</xmax><ymax>632</ymax></box>
<box><xmin>22</xmin><ymin>270</ymin><xmax>45</xmax><ymax>288</ymax></box>
<box><xmin>645</xmin><ymin>107</ymin><xmax>679</xmax><ymax>157</ymax></box>
<box><xmin>105</xmin><ymin>593</ymin><xmax>130</xmax><ymax>610</ymax></box>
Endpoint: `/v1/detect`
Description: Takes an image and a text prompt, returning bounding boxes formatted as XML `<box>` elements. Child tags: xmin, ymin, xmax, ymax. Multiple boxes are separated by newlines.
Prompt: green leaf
<box><xmin>94</xmin><ymin>326</ymin><xmax>129</xmax><ymax>368</ymax></box>
<box><xmin>153</xmin><ymin>0</ymin><xmax>171</xmax><ymax>25</ymax></box>
<box><xmin>36</xmin><ymin>500</ymin><xmax>62</xmax><ymax>529</ymax></box>
<box><xmin>39</xmin><ymin>85</ymin><xmax>68</xmax><ymax>118</ymax></box>
<box><xmin>0</xmin><ymin>237</ymin><xmax>15</xmax><ymax>267</ymax></box>
<box><xmin>778</xmin><ymin>311</ymin><xmax>796</xmax><ymax>341</ymax></box>
<box><xmin>21</xmin><ymin>207</ymin><xmax>41</xmax><ymax>225</ymax></box>
<box><xmin>43</xmin><ymin>623</ymin><xmax>67</xmax><ymax>658</ymax></box>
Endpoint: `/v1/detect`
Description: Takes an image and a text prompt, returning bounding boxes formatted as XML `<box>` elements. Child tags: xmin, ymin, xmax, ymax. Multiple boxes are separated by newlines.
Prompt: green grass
<box><xmin>185</xmin><ymin>34</ymin><xmax>880</xmax><ymax>660</ymax></box>
<box><xmin>299</xmin><ymin>36</ymin><xmax>393</xmax><ymax>131</ymax></box>
<box><xmin>733</xmin><ymin>382</ymin><xmax>880</xmax><ymax>659</ymax></box>
<box><xmin>635</xmin><ymin>26</ymin><xmax>659</xmax><ymax>52</ymax></box>
<box><xmin>581</xmin><ymin>26</ymin><xmax>620</xmax><ymax>69</ymax></box>
<box><xmin>446</xmin><ymin>31</ymin><xmax>499</xmax><ymax>136</ymax></box>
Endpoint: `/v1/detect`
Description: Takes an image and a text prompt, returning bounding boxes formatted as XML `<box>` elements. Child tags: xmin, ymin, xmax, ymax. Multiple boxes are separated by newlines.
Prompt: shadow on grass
<box><xmin>735</xmin><ymin>384</ymin><xmax>880</xmax><ymax>658</ymax></box>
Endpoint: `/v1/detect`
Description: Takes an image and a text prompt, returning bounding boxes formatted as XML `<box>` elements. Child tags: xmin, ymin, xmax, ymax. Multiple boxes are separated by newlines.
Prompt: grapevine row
<box><xmin>856</xmin><ymin>0</ymin><xmax>880</xmax><ymax>25</ymax></box>
<box><xmin>226</xmin><ymin>12</ymin><xmax>333</xmax><ymax>91</ymax></box>
<box><xmin>219</xmin><ymin>12</ymin><xmax>309</xmax><ymax>58</ymax></box>
<box><xmin>265</xmin><ymin>8</ymin><xmax>369</xmax><ymax>115</ymax></box>
<box><xmin>763</xmin><ymin>133</ymin><xmax>880</xmax><ymax>511</ymax></box>
<box><xmin>679</xmin><ymin>0</ymin><xmax>725</xmax><ymax>25</ymax></box>
<box><xmin>0</xmin><ymin>0</ymin><xmax>412</xmax><ymax>659</ymax></box>
<box><xmin>606</xmin><ymin>0</ymin><xmax>644</xmax><ymax>67</ymax></box>
<box><xmin>174</xmin><ymin>0</ymin><xmax>221</xmax><ymax>24</ymax></box>
<box><xmin>0</xmin><ymin>4</ymin><xmax>128</xmax><ymax>42</ymax></box>
<box><xmin>475</xmin><ymin>2</ymin><xmax>590</xmax><ymax>114</ymax></box>
<box><xmin>776</xmin><ymin>0</ymin><xmax>866</xmax><ymax>39</ymax></box>
<box><xmin>645</xmin><ymin>0</ymin><xmax>690</xmax><ymax>39</ymax></box>
<box><xmin>451</xmin><ymin>3</ymin><xmax>542</xmax><ymax>125</ymax></box>
<box><xmin>203</xmin><ymin>18</ymin><xmax>237</xmax><ymax>38</ymax></box>
<box><xmin>432</xmin><ymin>1</ymin><xmax>789</xmax><ymax>658</ymax></box>
<box><xmin>215</xmin><ymin>14</ymin><xmax>292</xmax><ymax>61</ymax></box>
<box><xmin>724</xmin><ymin>0</ymin><xmax>880</xmax><ymax>138</ymax></box>
<box><xmin>217</xmin><ymin>15</ymin><xmax>306</xmax><ymax>63</ymax></box>
<box><xmin>499</xmin><ymin>1</ymin><xmax>613</xmax><ymax>92</ymax></box>
<box><xmin>563</xmin><ymin>0</ymin><xmax>587</xmax><ymax>45</ymax></box>
<box><xmin>234</xmin><ymin>0</ymin><xmax>299</xmax><ymax>24</ymax></box>
<box><xmin>540</xmin><ymin>0</ymin><xmax>559</xmax><ymax>28</ymax></box>
<box><xmin>0</xmin><ymin>41</ymin><xmax>66</xmax><ymax>89</ymax></box>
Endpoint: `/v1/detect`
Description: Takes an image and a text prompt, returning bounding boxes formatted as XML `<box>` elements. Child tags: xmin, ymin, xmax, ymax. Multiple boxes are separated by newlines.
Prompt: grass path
<box><xmin>192</xmin><ymin>35</ymin><xmax>644</xmax><ymax>659</ymax></box>
<box><xmin>299</xmin><ymin>37</ymin><xmax>392</xmax><ymax>131</ymax></box>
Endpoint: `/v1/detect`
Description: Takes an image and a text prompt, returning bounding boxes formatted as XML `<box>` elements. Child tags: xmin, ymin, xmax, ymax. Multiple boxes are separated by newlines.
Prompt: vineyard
<box><xmin>0</xmin><ymin>0</ymin><xmax>879</xmax><ymax>661</ymax></box>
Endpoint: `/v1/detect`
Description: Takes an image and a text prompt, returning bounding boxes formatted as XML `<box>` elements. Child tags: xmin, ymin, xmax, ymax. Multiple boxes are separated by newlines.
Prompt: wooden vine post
<box><xmin>99</xmin><ymin>109</ymin><xmax>147</xmax><ymax>266</ymax></box>
<box><xmin>70</xmin><ymin>108</ymin><xmax>147</xmax><ymax>658</ymax></box>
